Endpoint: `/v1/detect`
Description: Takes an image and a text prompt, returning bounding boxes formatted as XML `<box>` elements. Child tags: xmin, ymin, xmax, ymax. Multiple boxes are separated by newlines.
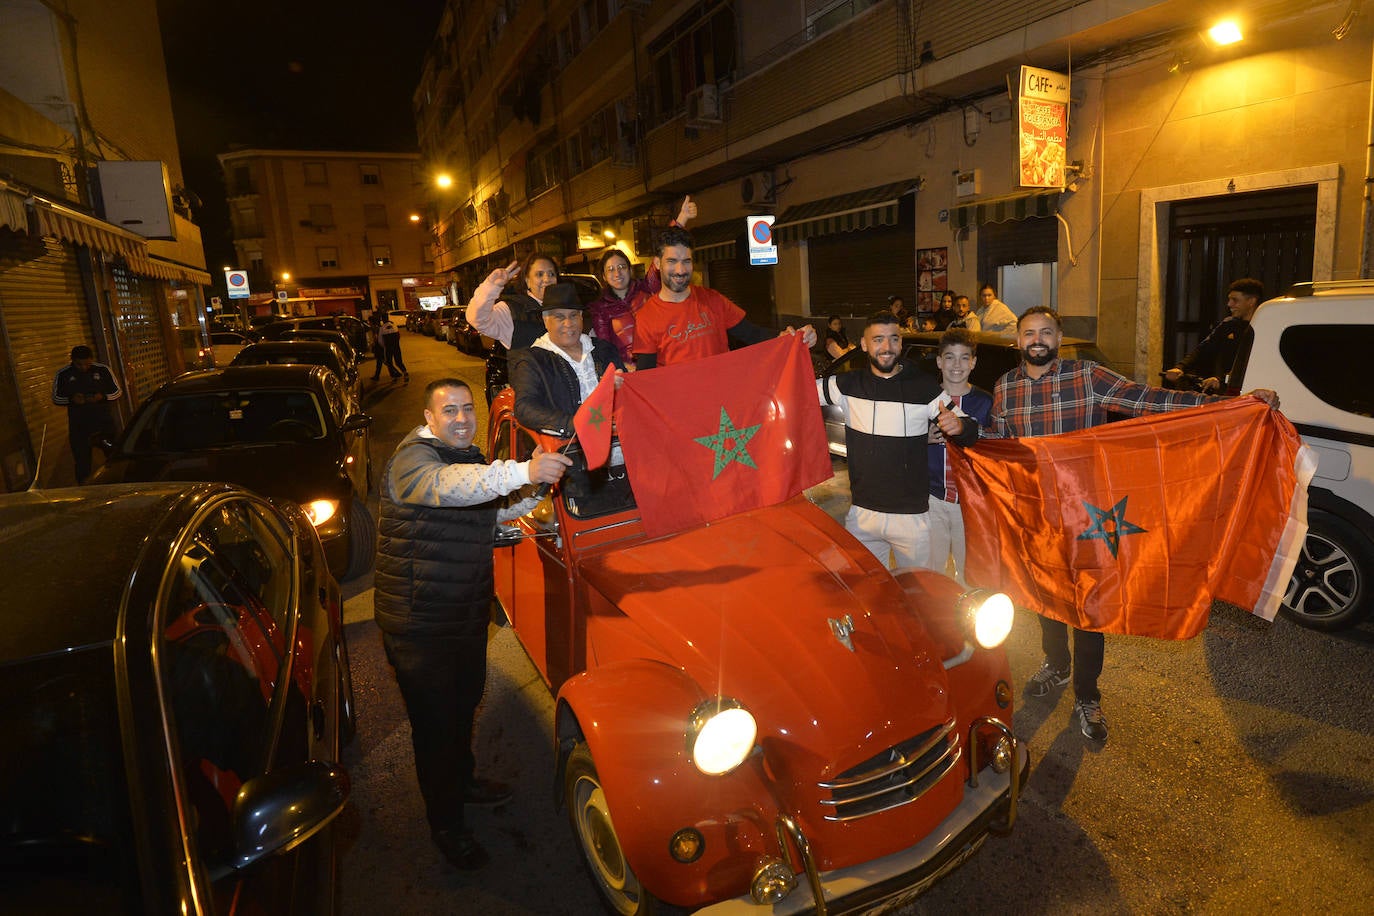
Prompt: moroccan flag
<box><xmin>573</xmin><ymin>367</ymin><xmax>617</xmax><ymax>469</ymax></box>
<box><xmin>950</xmin><ymin>398</ymin><xmax>1316</xmax><ymax>639</ymax></box>
<box><xmin>617</xmin><ymin>334</ymin><xmax>832</xmax><ymax>537</ymax></box>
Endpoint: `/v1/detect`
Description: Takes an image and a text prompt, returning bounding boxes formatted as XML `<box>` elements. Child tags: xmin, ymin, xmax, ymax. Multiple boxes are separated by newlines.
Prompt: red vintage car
<box><xmin>488</xmin><ymin>389</ymin><xmax>1028</xmax><ymax>914</ymax></box>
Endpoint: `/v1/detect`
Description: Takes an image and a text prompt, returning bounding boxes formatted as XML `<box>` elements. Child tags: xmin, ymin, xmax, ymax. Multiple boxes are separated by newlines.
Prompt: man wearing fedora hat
<box><xmin>509</xmin><ymin>281</ymin><xmax>625</xmax><ymax>436</ymax></box>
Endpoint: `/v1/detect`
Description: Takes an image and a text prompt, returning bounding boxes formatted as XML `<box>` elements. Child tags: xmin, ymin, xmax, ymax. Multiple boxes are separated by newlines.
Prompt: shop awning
<box><xmin>0</xmin><ymin>185</ymin><xmax>26</xmax><ymax>233</ymax></box>
<box><xmin>30</xmin><ymin>197</ymin><xmax>146</xmax><ymax>262</ymax></box>
<box><xmin>774</xmin><ymin>180</ymin><xmax>917</xmax><ymax>244</ymax></box>
<box><xmin>131</xmin><ymin>255</ymin><xmax>212</xmax><ymax>285</ymax></box>
<box><xmin>950</xmin><ymin>189</ymin><xmax>1060</xmax><ymax>231</ymax></box>
<box><xmin>688</xmin><ymin>219</ymin><xmax>738</xmax><ymax>262</ymax></box>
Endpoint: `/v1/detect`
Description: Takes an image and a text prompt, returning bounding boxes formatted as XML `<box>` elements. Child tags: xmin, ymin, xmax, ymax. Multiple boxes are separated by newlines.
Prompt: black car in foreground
<box><xmin>91</xmin><ymin>365</ymin><xmax>375</xmax><ymax>582</ymax></box>
<box><xmin>0</xmin><ymin>483</ymin><xmax>353</xmax><ymax>914</ymax></box>
<box><xmin>231</xmin><ymin>340</ymin><xmax>361</xmax><ymax>413</ymax></box>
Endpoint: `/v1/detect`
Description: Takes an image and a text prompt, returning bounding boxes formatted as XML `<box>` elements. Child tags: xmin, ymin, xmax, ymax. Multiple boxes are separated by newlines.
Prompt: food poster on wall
<box><xmin>1018</xmin><ymin>66</ymin><xmax>1069</xmax><ymax>189</ymax></box>
<box><xmin>916</xmin><ymin>247</ymin><xmax>948</xmax><ymax>317</ymax></box>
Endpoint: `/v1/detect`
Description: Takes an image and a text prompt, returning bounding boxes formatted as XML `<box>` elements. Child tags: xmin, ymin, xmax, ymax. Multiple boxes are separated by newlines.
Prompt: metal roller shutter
<box><xmin>0</xmin><ymin>231</ymin><xmax>95</xmax><ymax>489</ymax></box>
<box><xmin>110</xmin><ymin>264</ymin><xmax>171</xmax><ymax>406</ymax></box>
<box><xmin>705</xmin><ymin>253</ymin><xmax>774</xmax><ymax>327</ymax></box>
<box><xmin>807</xmin><ymin>223</ymin><xmax>916</xmax><ymax>319</ymax></box>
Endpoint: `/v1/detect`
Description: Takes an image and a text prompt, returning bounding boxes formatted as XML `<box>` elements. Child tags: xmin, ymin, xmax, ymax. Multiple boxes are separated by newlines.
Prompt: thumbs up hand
<box><xmin>936</xmin><ymin>399</ymin><xmax>964</xmax><ymax>439</ymax></box>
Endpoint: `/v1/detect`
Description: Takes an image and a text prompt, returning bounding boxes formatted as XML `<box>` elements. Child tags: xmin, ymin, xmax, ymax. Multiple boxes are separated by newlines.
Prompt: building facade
<box><xmin>413</xmin><ymin>0</ymin><xmax>1367</xmax><ymax>377</ymax></box>
<box><xmin>218</xmin><ymin>149</ymin><xmax>442</xmax><ymax>318</ymax></box>
<box><xmin>0</xmin><ymin>0</ymin><xmax>210</xmax><ymax>490</ymax></box>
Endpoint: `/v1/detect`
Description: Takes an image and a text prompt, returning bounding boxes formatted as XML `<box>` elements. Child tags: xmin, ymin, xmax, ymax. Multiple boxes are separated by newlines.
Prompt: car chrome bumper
<box><xmin>696</xmin><ymin>740</ymin><xmax>1029</xmax><ymax>916</ymax></box>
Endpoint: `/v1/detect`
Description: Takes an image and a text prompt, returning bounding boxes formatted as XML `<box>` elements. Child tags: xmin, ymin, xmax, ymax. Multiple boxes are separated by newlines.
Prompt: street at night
<box><xmin>334</xmin><ymin>333</ymin><xmax>1374</xmax><ymax>915</ymax></box>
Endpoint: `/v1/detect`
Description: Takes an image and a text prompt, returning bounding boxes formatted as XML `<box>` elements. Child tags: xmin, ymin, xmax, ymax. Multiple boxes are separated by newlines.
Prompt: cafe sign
<box><xmin>1018</xmin><ymin>66</ymin><xmax>1069</xmax><ymax>189</ymax></box>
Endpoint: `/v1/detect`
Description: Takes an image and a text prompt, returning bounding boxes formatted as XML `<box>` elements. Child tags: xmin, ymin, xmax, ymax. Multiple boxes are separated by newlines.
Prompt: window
<box><xmin>249</xmin><ymin>255</ymin><xmax>264</xmax><ymax>273</ymax></box>
<box><xmin>231</xmin><ymin>166</ymin><xmax>253</xmax><ymax>195</ymax></box>
<box><xmin>317</xmin><ymin>246</ymin><xmax>339</xmax><ymax>269</ymax></box>
<box><xmin>1278</xmin><ymin>325</ymin><xmax>1374</xmax><ymax>417</ymax></box>
<box><xmin>371</xmin><ymin>245</ymin><xmax>392</xmax><ymax>267</ymax></box>
<box><xmin>308</xmin><ymin>203</ymin><xmax>334</xmax><ymax>228</ymax></box>
<box><xmin>650</xmin><ymin>3</ymin><xmax>737</xmax><ymax>123</ymax></box>
<box><xmin>359</xmin><ymin>164</ymin><xmax>381</xmax><ymax>185</ymax></box>
<box><xmin>364</xmin><ymin>204</ymin><xmax>389</xmax><ymax>228</ymax></box>
<box><xmin>303</xmin><ymin>161</ymin><xmax>328</xmax><ymax>185</ymax></box>
<box><xmin>807</xmin><ymin>0</ymin><xmax>879</xmax><ymax>39</ymax></box>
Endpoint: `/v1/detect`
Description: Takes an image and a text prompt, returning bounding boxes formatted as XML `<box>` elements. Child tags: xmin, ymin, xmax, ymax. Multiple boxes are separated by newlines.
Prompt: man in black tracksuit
<box><xmin>818</xmin><ymin>312</ymin><xmax>978</xmax><ymax>568</ymax></box>
<box><xmin>373</xmin><ymin>378</ymin><xmax>570</xmax><ymax>870</ymax></box>
<box><xmin>51</xmin><ymin>344</ymin><xmax>121</xmax><ymax>483</ymax></box>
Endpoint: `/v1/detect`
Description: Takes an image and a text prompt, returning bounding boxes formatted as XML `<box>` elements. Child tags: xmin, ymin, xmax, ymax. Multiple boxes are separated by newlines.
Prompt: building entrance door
<box><xmin>1163</xmin><ymin>187</ymin><xmax>1316</xmax><ymax>371</ymax></box>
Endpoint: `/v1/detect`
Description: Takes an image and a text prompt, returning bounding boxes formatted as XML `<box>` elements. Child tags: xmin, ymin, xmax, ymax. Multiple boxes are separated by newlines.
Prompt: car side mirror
<box><xmin>226</xmin><ymin>761</ymin><xmax>350</xmax><ymax>871</ymax></box>
<box><xmin>340</xmin><ymin>414</ymin><xmax>372</xmax><ymax>432</ymax></box>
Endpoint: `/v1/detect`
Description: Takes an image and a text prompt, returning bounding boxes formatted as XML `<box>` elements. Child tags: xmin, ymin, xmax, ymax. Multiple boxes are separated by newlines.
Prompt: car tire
<box><xmin>565</xmin><ymin>742</ymin><xmax>666</xmax><ymax>916</ymax></box>
<box><xmin>1281</xmin><ymin>508</ymin><xmax>1374</xmax><ymax>631</ymax></box>
<box><xmin>343</xmin><ymin>498</ymin><xmax>376</xmax><ymax>582</ymax></box>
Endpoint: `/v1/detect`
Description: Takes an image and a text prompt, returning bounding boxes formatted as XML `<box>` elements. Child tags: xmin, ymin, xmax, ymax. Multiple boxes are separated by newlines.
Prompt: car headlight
<box><xmin>959</xmin><ymin>588</ymin><xmax>1015</xmax><ymax>649</ymax></box>
<box><xmin>687</xmin><ymin>697</ymin><xmax>757</xmax><ymax>776</ymax></box>
<box><xmin>302</xmin><ymin>498</ymin><xmax>340</xmax><ymax>527</ymax></box>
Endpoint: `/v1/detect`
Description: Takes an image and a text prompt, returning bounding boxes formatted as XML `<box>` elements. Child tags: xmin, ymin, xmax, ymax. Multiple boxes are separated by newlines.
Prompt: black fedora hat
<box><xmin>540</xmin><ymin>282</ymin><xmax>585</xmax><ymax>311</ymax></box>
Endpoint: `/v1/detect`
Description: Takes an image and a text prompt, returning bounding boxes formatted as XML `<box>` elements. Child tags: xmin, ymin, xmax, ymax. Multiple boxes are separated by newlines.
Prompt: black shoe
<box><xmin>1074</xmin><ymin>699</ymin><xmax>1109</xmax><ymax>742</ymax></box>
<box><xmin>464</xmin><ymin>777</ymin><xmax>513</xmax><ymax>806</ymax></box>
<box><xmin>1026</xmin><ymin>659</ymin><xmax>1071</xmax><ymax>698</ymax></box>
<box><xmin>431</xmin><ymin>827</ymin><xmax>489</xmax><ymax>870</ymax></box>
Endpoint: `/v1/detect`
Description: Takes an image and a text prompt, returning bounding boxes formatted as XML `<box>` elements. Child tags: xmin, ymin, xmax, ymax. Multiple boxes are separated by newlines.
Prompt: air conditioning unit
<box><xmin>685</xmin><ymin>84</ymin><xmax>722</xmax><ymax>128</ymax></box>
<box><xmin>740</xmin><ymin>171</ymin><xmax>775</xmax><ymax>205</ymax></box>
<box><xmin>954</xmin><ymin>168</ymin><xmax>982</xmax><ymax>199</ymax></box>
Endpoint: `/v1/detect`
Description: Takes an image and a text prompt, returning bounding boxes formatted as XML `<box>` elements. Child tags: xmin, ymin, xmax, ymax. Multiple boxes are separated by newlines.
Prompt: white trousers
<box><xmin>845</xmin><ymin>505</ymin><xmax>931</xmax><ymax>569</ymax></box>
<box><xmin>927</xmin><ymin>496</ymin><xmax>968</xmax><ymax>582</ymax></box>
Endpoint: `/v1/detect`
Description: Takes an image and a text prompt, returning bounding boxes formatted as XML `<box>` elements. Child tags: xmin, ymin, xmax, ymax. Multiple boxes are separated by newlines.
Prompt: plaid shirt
<box><xmin>990</xmin><ymin>358</ymin><xmax>1214</xmax><ymax>437</ymax></box>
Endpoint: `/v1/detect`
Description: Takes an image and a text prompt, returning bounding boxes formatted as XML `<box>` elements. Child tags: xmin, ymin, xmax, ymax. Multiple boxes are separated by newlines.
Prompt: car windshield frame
<box><xmin>123</xmin><ymin>388</ymin><xmax>329</xmax><ymax>453</ymax></box>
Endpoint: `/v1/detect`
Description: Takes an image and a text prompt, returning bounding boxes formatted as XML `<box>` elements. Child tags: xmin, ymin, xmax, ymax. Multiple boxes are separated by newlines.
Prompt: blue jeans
<box><xmin>381</xmin><ymin>630</ymin><xmax>488</xmax><ymax>831</ymax></box>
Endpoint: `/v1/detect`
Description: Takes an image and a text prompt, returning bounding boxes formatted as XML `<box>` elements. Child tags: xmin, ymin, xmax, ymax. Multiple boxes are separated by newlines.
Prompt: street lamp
<box><xmin>1207</xmin><ymin>20</ymin><xmax>1242</xmax><ymax>45</ymax></box>
<box><xmin>435</xmin><ymin>173</ymin><xmax>453</xmax><ymax>190</ymax></box>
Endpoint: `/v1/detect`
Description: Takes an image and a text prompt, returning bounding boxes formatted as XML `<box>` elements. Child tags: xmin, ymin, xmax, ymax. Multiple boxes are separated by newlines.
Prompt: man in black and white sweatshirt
<box><xmin>818</xmin><ymin>312</ymin><xmax>978</xmax><ymax>568</ymax></box>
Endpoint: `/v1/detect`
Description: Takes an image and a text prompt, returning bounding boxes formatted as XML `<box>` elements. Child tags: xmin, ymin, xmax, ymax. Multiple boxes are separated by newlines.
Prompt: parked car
<box><xmin>231</xmin><ymin>339</ymin><xmax>361</xmax><ymax>413</ymax></box>
<box><xmin>1229</xmin><ymin>280</ymin><xmax>1374</xmax><ymax>630</ymax></box>
<box><xmin>433</xmin><ymin>304</ymin><xmax>463</xmax><ymax>340</ymax></box>
<box><xmin>388</xmin><ymin>309</ymin><xmax>411</xmax><ymax>328</ymax></box>
<box><xmin>210</xmin><ymin>329</ymin><xmax>254</xmax><ymax>367</ymax></box>
<box><xmin>90</xmin><ymin>365</ymin><xmax>375</xmax><ymax>582</ymax></box>
<box><xmin>817</xmin><ymin>330</ymin><xmax>1111</xmax><ymax>456</ymax></box>
<box><xmin>0</xmin><ymin>481</ymin><xmax>352</xmax><ymax>913</ymax></box>
<box><xmin>260</xmin><ymin>315</ymin><xmax>369</xmax><ymax>356</ymax></box>
<box><xmin>277</xmin><ymin>327</ymin><xmax>361</xmax><ymax>367</ymax></box>
<box><xmin>485</xmin><ymin>389</ymin><xmax>1026</xmax><ymax>914</ymax></box>
<box><xmin>482</xmin><ymin>274</ymin><xmax>604</xmax><ymax>404</ymax></box>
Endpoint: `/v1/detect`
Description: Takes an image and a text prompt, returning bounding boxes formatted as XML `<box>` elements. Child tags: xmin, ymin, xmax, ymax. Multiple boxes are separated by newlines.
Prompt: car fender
<box><xmin>555</xmin><ymin>658</ymin><xmax>778</xmax><ymax>907</ymax></box>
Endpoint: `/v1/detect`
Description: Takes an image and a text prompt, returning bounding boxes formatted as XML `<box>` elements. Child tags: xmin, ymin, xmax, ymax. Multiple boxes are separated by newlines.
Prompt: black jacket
<box><xmin>373</xmin><ymin>435</ymin><xmax>499</xmax><ymax>639</ymax></box>
<box><xmin>501</xmin><ymin>291</ymin><xmax>547</xmax><ymax>351</ymax></box>
<box><xmin>509</xmin><ymin>338</ymin><xmax>623</xmax><ymax>435</ymax></box>
<box><xmin>1178</xmin><ymin>315</ymin><xmax>1249</xmax><ymax>381</ymax></box>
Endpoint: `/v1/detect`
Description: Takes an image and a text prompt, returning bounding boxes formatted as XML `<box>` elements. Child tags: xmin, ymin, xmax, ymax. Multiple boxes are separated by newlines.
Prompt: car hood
<box><xmin>577</xmin><ymin>499</ymin><xmax>955</xmax><ymax>779</ymax></box>
<box><xmin>94</xmin><ymin>440</ymin><xmax>349</xmax><ymax>502</ymax></box>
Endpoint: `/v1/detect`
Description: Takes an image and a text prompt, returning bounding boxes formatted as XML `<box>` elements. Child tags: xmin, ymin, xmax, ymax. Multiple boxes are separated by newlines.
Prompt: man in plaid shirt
<box><xmin>989</xmin><ymin>306</ymin><xmax>1278</xmax><ymax>742</ymax></box>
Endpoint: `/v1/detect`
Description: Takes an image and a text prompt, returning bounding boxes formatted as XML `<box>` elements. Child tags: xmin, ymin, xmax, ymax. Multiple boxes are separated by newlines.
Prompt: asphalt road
<box><xmin>337</xmin><ymin>331</ymin><xmax>1374</xmax><ymax>915</ymax></box>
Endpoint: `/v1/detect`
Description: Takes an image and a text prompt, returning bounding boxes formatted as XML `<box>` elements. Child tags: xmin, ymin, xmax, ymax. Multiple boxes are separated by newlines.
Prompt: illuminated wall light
<box><xmin>435</xmin><ymin>173</ymin><xmax>453</xmax><ymax>189</ymax></box>
<box><xmin>1207</xmin><ymin>20</ymin><xmax>1243</xmax><ymax>46</ymax></box>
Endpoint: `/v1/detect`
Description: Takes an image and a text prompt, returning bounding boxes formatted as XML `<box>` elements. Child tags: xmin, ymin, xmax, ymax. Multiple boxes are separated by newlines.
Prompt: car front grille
<box><xmin>816</xmin><ymin>717</ymin><xmax>960</xmax><ymax>822</ymax></box>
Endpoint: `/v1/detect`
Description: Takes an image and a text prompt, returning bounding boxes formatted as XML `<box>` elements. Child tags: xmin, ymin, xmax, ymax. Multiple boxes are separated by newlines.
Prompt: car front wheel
<box><xmin>565</xmin><ymin>742</ymin><xmax>663</xmax><ymax>916</ymax></box>
<box><xmin>1281</xmin><ymin>508</ymin><xmax>1374</xmax><ymax>631</ymax></box>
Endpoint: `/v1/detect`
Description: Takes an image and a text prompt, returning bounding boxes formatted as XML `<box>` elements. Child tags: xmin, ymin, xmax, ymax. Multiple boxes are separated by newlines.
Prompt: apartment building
<box><xmin>414</xmin><ymin>0</ymin><xmax>1368</xmax><ymax>378</ymax></box>
<box><xmin>0</xmin><ymin>0</ymin><xmax>210</xmax><ymax>489</ymax></box>
<box><xmin>218</xmin><ymin>149</ymin><xmax>442</xmax><ymax>317</ymax></box>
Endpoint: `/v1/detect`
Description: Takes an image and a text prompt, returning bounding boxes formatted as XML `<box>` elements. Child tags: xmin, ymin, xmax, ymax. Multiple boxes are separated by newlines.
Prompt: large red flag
<box><xmin>573</xmin><ymin>367</ymin><xmax>617</xmax><ymax>469</ymax></box>
<box><xmin>617</xmin><ymin>334</ymin><xmax>832</xmax><ymax>537</ymax></box>
<box><xmin>950</xmin><ymin>398</ymin><xmax>1316</xmax><ymax>639</ymax></box>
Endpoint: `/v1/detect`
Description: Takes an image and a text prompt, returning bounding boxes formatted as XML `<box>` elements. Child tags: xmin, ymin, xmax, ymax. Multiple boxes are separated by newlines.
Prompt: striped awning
<box><xmin>688</xmin><ymin>219</ymin><xmax>739</xmax><ymax>262</ymax></box>
<box><xmin>0</xmin><ymin>185</ymin><xmax>26</xmax><ymax>233</ymax></box>
<box><xmin>774</xmin><ymin>180</ymin><xmax>917</xmax><ymax>244</ymax></box>
<box><xmin>131</xmin><ymin>255</ymin><xmax>212</xmax><ymax>285</ymax></box>
<box><xmin>950</xmin><ymin>189</ymin><xmax>1060</xmax><ymax>231</ymax></box>
<box><xmin>30</xmin><ymin>197</ymin><xmax>146</xmax><ymax>261</ymax></box>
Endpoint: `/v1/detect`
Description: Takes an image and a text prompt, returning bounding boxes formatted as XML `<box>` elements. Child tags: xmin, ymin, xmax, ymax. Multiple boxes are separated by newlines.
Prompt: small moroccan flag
<box><xmin>617</xmin><ymin>334</ymin><xmax>832</xmax><ymax>538</ymax></box>
<box><xmin>573</xmin><ymin>367</ymin><xmax>617</xmax><ymax>469</ymax></box>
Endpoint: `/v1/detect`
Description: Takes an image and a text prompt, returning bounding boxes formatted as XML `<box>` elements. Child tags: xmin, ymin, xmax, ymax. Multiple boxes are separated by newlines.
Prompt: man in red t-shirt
<box><xmin>633</xmin><ymin>227</ymin><xmax>816</xmax><ymax>368</ymax></box>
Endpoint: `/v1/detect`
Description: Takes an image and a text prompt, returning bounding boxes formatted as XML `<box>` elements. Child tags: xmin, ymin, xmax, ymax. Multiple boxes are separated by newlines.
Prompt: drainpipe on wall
<box><xmin>1361</xmin><ymin>39</ymin><xmax>1374</xmax><ymax>278</ymax></box>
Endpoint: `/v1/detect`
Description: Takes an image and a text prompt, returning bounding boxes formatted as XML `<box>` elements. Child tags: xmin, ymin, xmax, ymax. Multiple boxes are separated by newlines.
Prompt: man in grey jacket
<box><xmin>373</xmin><ymin>378</ymin><xmax>570</xmax><ymax>870</ymax></box>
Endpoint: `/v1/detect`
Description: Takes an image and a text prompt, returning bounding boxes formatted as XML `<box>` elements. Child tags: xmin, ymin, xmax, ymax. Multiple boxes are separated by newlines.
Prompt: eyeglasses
<box><xmin>605</xmin><ymin>264</ymin><xmax>629</xmax><ymax>273</ymax></box>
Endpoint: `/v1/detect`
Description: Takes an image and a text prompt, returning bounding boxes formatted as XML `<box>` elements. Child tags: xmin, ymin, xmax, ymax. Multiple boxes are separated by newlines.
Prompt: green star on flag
<box><xmin>1077</xmin><ymin>496</ymin><xmax>1147</xmax><ymax>558</ymax></box>
<box><xmin>694</xmin><ymin>407</ymin><xmax>762</xmax><ymax>479</ymax></box>
<box><xmin>585</xmin><ymin>404</ymin><xmax>607</xmax><ymax>430</ymax></box>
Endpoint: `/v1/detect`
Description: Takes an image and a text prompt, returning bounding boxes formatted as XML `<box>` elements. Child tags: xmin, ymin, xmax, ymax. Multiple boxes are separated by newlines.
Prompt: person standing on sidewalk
<box><xmin>373</xmin><ymin>378</ymin><xmax>571</xmax><ymax>869</ymax></box>
<box><xmin>379</xmin><ymin>315</ymin><xmax>408</xmax><ymax>381</ymax></box>
<box><xmin>51</xmin><ymin>344</ymin><xmax>121</xmax><ymax>483</ymax></box>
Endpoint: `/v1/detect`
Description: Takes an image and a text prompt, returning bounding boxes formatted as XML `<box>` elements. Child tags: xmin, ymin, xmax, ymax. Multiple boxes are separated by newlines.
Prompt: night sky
<box><xmin>156</xmin><ymin>0</ymin><xmax>447</xmax><ymax>278</ymax></box>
